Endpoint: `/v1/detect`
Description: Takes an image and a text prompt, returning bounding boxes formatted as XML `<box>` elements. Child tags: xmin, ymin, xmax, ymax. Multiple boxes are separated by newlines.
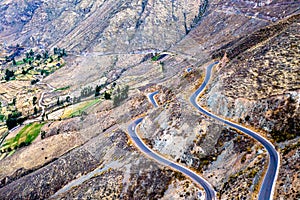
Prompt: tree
<box><xmin>6</xmin><ymin>111</ymin><xmax>22</xmax><ymax>130</ymax></box>
<box><xmin>43</xmin><ymin>51</ymin><xmax>49</xmax><ymax>59</ymax></box>
<box><xmin>41</xmin><ymin>131</ymin><xmax>46</xmax><ymax>139</ymax></box>
<box><xmin>31</xmin><ymin>79</ymin><xmax>39</xmax><ymax>85</ymax></box>
<box><xmin>0</xmin><ymin>114</ymin><xmax>5</xmax><ymax>122</ymax></box>
<box><xmin>33</xmin><ymin>96</ymin><xmax>37</xmax><ymax>105</ymax></box>
<box><xmin>36</xmin><ymin>54</ymin><xmax>42</xmax><ymax>60</ymax></box>
<box><xmin>113</xmin><ymin>95</ymin><xmax>120</xmax><ymax>107</ymax></box>
<box><xmin>29</xmin><ymin>49</ymin><xmax>34</xmax><ymax>57</ymax></box>
<box><xmin>22</xmin><ymin>68</ymin><xmax>27</xmax><ymax>75</ymax></box>
<box><xmin>53</xmin><ymin>47</ymin><xmax>58</xmax><ymax>55</ymax></box>
<box><xmin>104</xmin><ymin>91</ymin><xmax>111</xmax><ymax>100</ymax></box>
<box><xmin>12</xmin><ymin>58</ymin><xmax>16</xmax><ymax>65</ymax></box>
<box><xmin>80</xmin><ymin>86</ymin><xmax>94</xmax><ymax>98</ymax></box>
<box><xmin>34</xmin><ymin>106</ymin><xmax>38</xmax><ymax>115</ymax></box>
<box><xmin>62</xmin><ymin>49</ymin><xmax>67</xmax><ymax>57</ymax></box>
<box><xmin>12</xmin><ymin>98</ymin><xmax>16</xmax><ymax>106</ymax></box>
<box><xmin>112</xmin><ymin>85</ymin><xmax>129</xmax><ymax>107</ymax></box>
<box><xmin>95</xmin><ymin>85</ymin><xmax>101</xmax><ymax>97</ymax></box>
<box><xmin>66</xmin><ymin>96</ymin><xmax>70</xmax><ymax>102</ymax></box>
<box><xmin>5</xmin><ymin>69</ymin><xmax>14</xmax><ymax>81</ymax></box>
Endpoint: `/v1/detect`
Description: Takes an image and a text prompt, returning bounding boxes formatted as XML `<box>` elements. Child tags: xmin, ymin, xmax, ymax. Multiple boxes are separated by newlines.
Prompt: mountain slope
<box><xmin>0</xmin><ymin>0</ymin><xmax>299</xmax><ymax>199</ymax></box>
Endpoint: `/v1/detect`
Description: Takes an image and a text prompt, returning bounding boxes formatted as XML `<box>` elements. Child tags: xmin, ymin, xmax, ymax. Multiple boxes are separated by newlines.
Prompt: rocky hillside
<box><xmin>1</xmin><ymin>0</ymin><xmax>207</xmax><ymax>53</ymax></box>
<box><xmin>0</xmin><ymin>0</ymin><xmax>299</xmax><ymax>199</ymax></box>
<box><xmin>201</xmin><ymin>13</ymin><xmax>300</xmax><ymax>199</ymax></box>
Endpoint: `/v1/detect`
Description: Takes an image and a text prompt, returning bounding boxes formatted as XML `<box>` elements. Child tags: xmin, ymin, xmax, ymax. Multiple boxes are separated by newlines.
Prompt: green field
<box><xmin>54</xmin><ymin>86</ymin><xmax>70</xmax><ymax>91</ymax></box>
<box><xmin>15</xmin><ymin>60</ymin><xmax>25</xmax><ymax>65</ymax></box>
<box><xmin>62</xmin><ymin>99</ymin><xmax>101</xmax><ymax>119</ymax></box>
<box><xmin>15</xmin><ymin>57</ymin><xmax>34</xmax><ymax>66</ymax></box>
<box><xmin>1</xmin><ymin>122</ymin><xmax>45</xmax><ymax>152</ymax></box>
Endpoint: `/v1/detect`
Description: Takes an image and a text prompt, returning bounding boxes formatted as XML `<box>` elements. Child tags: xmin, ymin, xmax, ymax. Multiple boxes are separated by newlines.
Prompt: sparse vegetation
<box><xmin>282</xmin><ymin>140</ymin><xmax>300</xmax><ymax>156</ymax></box>
<box><xmin>112</xmin><ymin>85</ymin><xmax>129</xmax><ymax>107</ymax></box>
<box><xmin>80</xmin><ymin>86</ymin><xmax>94</xmax><ymax>98</ymax></box>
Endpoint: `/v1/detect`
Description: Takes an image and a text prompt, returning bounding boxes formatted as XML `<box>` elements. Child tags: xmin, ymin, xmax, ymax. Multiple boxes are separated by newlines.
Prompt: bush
<box><xmin>104</xmin><ymin>91</ymin><xmax>111</xmax><ymax>100</ymax></box>
<box><xmin>31</xmin><ymin>79</ymin><xmax>40</xmax><ymax>85</ymax></box>
<box><xmin>5</xmin><ymin>69</ymin><xmax>14</xmax><ymax>81</ymax></box>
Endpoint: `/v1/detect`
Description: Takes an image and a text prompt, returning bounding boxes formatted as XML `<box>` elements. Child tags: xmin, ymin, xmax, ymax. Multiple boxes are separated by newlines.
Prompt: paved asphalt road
<box><xmin>147</xmin><ymin>91</ymin><xmax>159</xmax><ymax>107</ymax></box>
<box><xmin>190</xmin><ymin>61</ymin><xmax>280</xmax><ymax>200</ymax></box>
<box><xmin>128</xmin><ymin>118</ymin><xmax>216</xmax><ymax>200</ymax></box>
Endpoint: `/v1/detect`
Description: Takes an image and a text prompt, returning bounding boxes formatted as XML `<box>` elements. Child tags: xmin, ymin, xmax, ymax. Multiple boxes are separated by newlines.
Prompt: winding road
<box><xmin>128</xmin><ymin>92</ymin><xmax>216</xmax><ymax>200</ymax></box>
<box><xmin>129</xmin><ymin>61</ymin><xmax>280</xmax><ymax>199</ymax></box>
<box><xmin>190</xmin><ymin>61</ymin><xmax>280</xmax><ymax>200</ymax></box>
<box><xmin>147</xmin><ymin>91</ymin><xmax>159</xmax><ymax>108</ymax></box>
<box><xmin>21</xmin><ymin>83</ymin><xmax>56</xmax><ymax>125</ymax></box>
<box><xmin>37</xmin><ymin>83</ymin><xmax>56</xmax><ymax>118</ymax></box>
<box><xmin>0</xmin><ymin>83</ymin><xmax>56</xmax><ymax>146</ymax></box>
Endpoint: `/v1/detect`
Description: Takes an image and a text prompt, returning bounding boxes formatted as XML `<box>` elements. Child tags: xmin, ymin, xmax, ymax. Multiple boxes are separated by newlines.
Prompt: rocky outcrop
<box><xmin>202</xmin><ymin>13</ymin><xmax>300</xmax><ymax>199</ymax></box>
<box><xmin>1</xmin><ymin>0</ymin><xmax>207</xmax><ymax>54</ymax></box>
<box><xmin>202</xmin><ymin>15</ymin><xmax>300</xmax><ymax>142</ymax></box>
<box><xmin>0</xmin><ymin>0</ymin><xmax>42</xmax><ymax>37</ymax></box>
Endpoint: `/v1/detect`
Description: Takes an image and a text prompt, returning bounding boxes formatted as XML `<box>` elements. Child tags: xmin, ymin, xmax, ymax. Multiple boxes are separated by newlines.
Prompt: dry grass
<box><xmin>221</xmin><ymin>22</ymin><xmax>300</xmax><ymax>100</ymax></box>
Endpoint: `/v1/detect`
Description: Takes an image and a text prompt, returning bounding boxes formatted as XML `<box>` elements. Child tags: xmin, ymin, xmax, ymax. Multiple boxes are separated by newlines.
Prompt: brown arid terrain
<box><xmin>137</xmin><ymin>72</ymin><xmax>268</xmax><ymax>199</ymax></box>
<box><xmin>0</xmin><ymin>0</ymin><xmax>299</xmax><ymax>199</ymax></box>
<box><xmin>200</xmin><ymin>13</ymin><xmax>300</xmax><ymax>199</ymax></box>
